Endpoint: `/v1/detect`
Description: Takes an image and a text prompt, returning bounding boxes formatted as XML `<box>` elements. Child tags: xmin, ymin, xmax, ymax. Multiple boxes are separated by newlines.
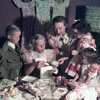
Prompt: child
<box><xmin>65</xmin><ymin>48</ymin><xmax>100</xmax><ymax>100</ymax></box>
<box><xmin>65</xmin><ymin>19</ymin><xmax>96</xmax><ymax>78</ymax></box>
<box><xmin>23</xmin><ymin>34</ymin><xmax>58</xmax><ymax>78</ymax></box>
<box><xmin>46</xmin><ymin>16</ymin><xmax>77</xmax><ymax>76</ymax></box>
<box><xmin>0</xmin><ymin>25</ymin><xmax>24</xmax><ymax>80</ymax></box>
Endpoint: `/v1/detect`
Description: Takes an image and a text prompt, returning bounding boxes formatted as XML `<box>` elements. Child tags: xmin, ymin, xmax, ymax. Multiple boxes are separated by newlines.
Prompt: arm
<box><xmin>25</xmin><ymin>61</ymin><xmax>45</xmax><ymax>75</ymax></box>
<box><xmin>69</xmin><ymin>73</ymin><xmax>79</xmax><ymax>82</ymax></box>
<box><xmin>84</xmin><ymin>65</ymin><xmax>97</xmax><ymax>85</ymax></box>
<box><xmin>46</xmin><ymin>32</ymin><xmax>58</xmax><ymax>48</ymax></box>
<box><xmin>58</xmin><ymin>57</ymin><xmax>69</xmax><ymax>65</ymax></box>
<box><xmin>69</xmin><ymin>64</ymin><xmax>81</xmax><ymax>82</ymax></box>
<box><xmin>84</xmin><ymin>76</ymin><xmax>92</xmax><ymax>85</ymax></box>
<box><xmin>0</xmin><ymin>51</ymin><xmax>8</xmax><ymax>79</ymax></box>
<box><xmin>25</xmin><ymin>63</ymin><xmax>36</xmax><ymax>75</ymax></box>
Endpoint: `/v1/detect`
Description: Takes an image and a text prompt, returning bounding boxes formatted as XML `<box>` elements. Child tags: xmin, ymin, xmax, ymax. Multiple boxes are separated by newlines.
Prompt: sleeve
<box><xmin>78</xmin><ymin>38</ymin><xmax>91</xmax><ymax>49</ymax></box>
<box><xmin>78</xmin><ymin>37</ymin><xmax>96</xmax><ymax>51</ymax></box>
<box><xmin>46</xmin><ymin>49</ymin><xmax>57</xmax><ymax>62</ymax></box>
<box><xmin>0</xmin><ymin>51</ymin><xmax>8</xmax><ymax>79</ymax></box>
<box><xmin>88</xmin><ymin>66</ymin><xmax>97</xmax><ymax>78</ymax></box>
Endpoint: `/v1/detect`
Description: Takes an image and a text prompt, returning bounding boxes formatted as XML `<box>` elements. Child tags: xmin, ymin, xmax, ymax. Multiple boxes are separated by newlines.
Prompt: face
<box><xmin>8</xmin><ymin>31</ymin><xmax>21</xmax><ymax>44</ymax></box>
<box><xmin>82</xmin><ymin>55</ymin><xmax>89</xmax><ymax>64</ymax></box>
<box><xmin>35</xmin><ymin>38</ymin><xmax>46</xmax><ymax>53</ymax></box>
<box><xmin>73</xmin><ymin>29</ymin><xmax>82</xmax><ymax>39</ymax></box>
<box><xmin>54</xmin><ymin>22</ymin><xmax>67</xmax><ymax>36</ymax></box>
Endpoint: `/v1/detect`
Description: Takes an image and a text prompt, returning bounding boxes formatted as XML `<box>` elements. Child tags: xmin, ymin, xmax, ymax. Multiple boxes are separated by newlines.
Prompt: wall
<box><xmin>1</xmin><ymin>0</ymin><xmax>100</xmax><ymax>34</ymax></box>
<box><xmin>0</xmin><ymin>0</ymin><xmax>22</xmax><ymax>36</ymax></box>
<box><xmin>67</xmin><ymin>0</ymin><xmax>100</xmax><ymax>51</ymax></box>
<box><xmin>0</xmin><ymin>0</ymin><xmax>21</xmax><ymax>47</ymax></box>
<box><xmin>67</xmin><ymin>0</ymin><xmax>100</xmax><ymax>26</ymax></box>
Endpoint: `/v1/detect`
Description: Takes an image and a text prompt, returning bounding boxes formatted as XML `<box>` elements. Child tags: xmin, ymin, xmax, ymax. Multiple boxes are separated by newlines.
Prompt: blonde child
<box><xmin>23</xmin><ymin>34</ymin><xmax>58</xmax><ymax>78</ymax></box>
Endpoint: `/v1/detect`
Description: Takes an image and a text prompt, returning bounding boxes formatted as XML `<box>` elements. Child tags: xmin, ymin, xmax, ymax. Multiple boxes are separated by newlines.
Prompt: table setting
<box><xmin>0</xmin><ymin>75</ymin><xmax>69</xmax><ymax>100</ymax></box>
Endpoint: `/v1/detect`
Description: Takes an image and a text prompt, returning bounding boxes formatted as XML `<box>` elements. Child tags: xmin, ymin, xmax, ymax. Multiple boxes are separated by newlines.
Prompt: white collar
<box><xmin>7</xmin><ymin>41</ymin><xmax>16</xmax><ymax>50</ymax></box>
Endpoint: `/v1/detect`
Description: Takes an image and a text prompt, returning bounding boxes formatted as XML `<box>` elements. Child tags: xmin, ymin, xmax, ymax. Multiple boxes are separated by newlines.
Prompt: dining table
<box><xmin>0</xmin><ymin>76</ymin><xmax>69</xmax><ymax>100</ymax></box>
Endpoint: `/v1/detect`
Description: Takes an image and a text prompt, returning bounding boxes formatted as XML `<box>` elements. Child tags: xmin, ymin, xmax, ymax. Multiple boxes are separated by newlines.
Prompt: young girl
<box><xmin>23</xmin><ymin>34</ymin><xmax>58</xmax><ymax>78</ymax></box>
<box><xmin>65</xmin><ymin>19</ymin><xmax>96</xmax><ymax>78</ymax></box>
<box><xmin>65</xmin><ymin>48</ymin><xmax>100</xmax><ymax>100</ymax></box>
<box><xmin>46</xmin><ymin>16</ymin><xmax>77</xmax><ymax>76</ymax></box>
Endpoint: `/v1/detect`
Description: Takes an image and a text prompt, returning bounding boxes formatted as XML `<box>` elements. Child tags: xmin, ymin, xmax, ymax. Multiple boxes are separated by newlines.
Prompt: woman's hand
<box><xmin>58</xmin><ymin>57</ymin><xmax>69</xmax><ymax>64</ymax></box>
<box><xmin>36</xmin><ymin>61</ymin><xmax>45</xmax><ymax>69</ymax></box>
<box><xmin>72</xmin><ymin>50</ymin><xmax>78</xmax><ymax>55</ymax></box>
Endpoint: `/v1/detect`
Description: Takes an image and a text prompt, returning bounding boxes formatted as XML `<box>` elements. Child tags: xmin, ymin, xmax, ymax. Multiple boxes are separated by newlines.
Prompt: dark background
<box><xmin>0</xmin><ymin>0</ymin><xmax>100</xmax><ymax>51</ymax></box>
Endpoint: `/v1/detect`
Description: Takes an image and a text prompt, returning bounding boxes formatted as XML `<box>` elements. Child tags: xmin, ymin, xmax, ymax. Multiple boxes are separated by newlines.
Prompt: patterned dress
<box><xmin>65</xmin><ymin>32</ymin><xmax>96</xmax><ymax>77</ymax></box>
<box><xmin>22</xmin><ymin>49</ymin><xmax>57</xmax><ymax>77</ymax></box>
<box><xmin>47</xmin><ymin>33</ymin><xmax>76</xmax><ymax>57</ymax></box>
<box><xmin>65</xmin><ymin>63</ymin><xmax>100</xmax><ymax>100</ymax></box>
<box><xmin>47</xmin><ymin>32</ymin><xmax>77</xmax><ymax>76</ymax></box>
<box><xmin>23</xmin><ymin>49</ymin><xmax>57</xmax><ymax>64</ymax></box>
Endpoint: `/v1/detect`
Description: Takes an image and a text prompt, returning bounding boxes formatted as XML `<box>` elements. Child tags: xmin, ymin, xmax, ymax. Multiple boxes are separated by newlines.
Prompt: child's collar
<box><xmin>7</xmin><ymin>41</ymin><xmax>15</xmax><ymax>50</ymax></box>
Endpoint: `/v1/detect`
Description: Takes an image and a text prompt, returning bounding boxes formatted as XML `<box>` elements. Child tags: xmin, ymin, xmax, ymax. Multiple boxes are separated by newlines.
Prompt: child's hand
<box><xmin>58</xmin><ymin>57</ymin><xmax>69</xmax><ymax>64</ymax></box>
<box><xmin>68</xmin><ymin>79</ymin><xmax>75</xmax><ymax>83</ymax></box>
<box><xmin>72</xmin><ymin>50</ymin><xmax>78</xmax><ymax>55</ymax></box>
<box><xmin>75</xmin><ymin>82</ymin><xmax>87</xmax><ymax>89</ymax></box>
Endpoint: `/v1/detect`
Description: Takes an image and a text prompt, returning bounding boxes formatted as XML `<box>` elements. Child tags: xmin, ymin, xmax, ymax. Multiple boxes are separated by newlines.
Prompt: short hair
<box><xmin>5</xmin><ymin>25</ymin><xmax>21</xmax><ymax>36</ymax></box>
<box><xmin>52</xmin><ymin>16</ymin><xmax>67</xmax><ymax>26</ymax></box>
<box><xmin>72</xmin><ymin>19</ymin><xmax>91</xmax><ymax>34</ymax></box>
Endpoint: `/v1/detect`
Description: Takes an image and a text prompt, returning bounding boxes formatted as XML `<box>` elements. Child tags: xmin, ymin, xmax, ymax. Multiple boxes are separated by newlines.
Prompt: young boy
<box><xmin>0</xmin><ymin>25</ymin><xmax>24</xmax><ymax>80</ymax></box>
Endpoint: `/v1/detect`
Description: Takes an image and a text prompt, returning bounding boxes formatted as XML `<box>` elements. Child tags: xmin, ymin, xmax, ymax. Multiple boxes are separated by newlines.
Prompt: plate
<box><xmin>53</xmin><ymin>87</ymin><xmax>68</xmax><ymax>99</ymax></box>
<box><xmin>21</xmin><ymin>76</ymin><xmax>37</xmax><ymax>83</ymax></box>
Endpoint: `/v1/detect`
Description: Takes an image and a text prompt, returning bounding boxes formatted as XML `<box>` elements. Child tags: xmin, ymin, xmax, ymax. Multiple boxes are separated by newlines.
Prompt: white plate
<box><xmin>53</xmin><ymin>87</ymin><xmax>68</xmax><ymax>99</ymax></box>
<box><xmin>21</xmin><ymin>76</ymin><xmax>37</xmax><ymax>82</ymax></box>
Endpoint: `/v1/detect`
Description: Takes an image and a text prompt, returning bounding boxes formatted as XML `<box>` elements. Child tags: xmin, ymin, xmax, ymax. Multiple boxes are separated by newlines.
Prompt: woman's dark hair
<box><xmin>72</xmin><ymin>19</ymin><xmax>91</xmax><ymax>34</ymax></box>
<box><xmin>81</xmin><ymin>48</ymin><xmax>98</xmax><ymax>64</ymax></box>
<box><xmin>52</xmin><ymin>16</ymin><xmax>67</xmax><ymax>26</ymax></box>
